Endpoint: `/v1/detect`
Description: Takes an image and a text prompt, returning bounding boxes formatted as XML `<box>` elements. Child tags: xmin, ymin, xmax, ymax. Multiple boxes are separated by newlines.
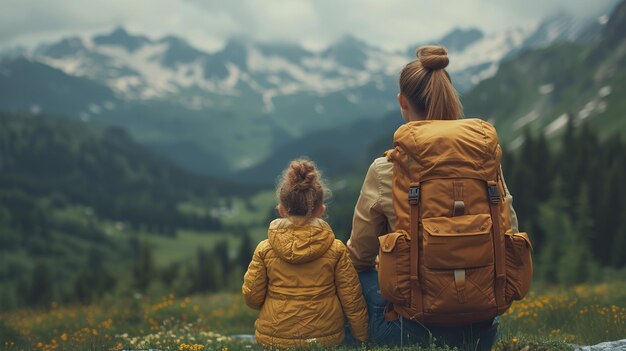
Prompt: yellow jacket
<box><xmin>242</xmin><ymin>217</ymin><xmax>368</xmax><ymax>348</ymax></box>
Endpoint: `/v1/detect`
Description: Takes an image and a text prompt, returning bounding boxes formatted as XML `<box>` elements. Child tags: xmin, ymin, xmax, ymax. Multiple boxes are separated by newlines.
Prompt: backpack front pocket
<box><xmin>378</xmin><ymin>231</ymin><xmax>411</xmax><ymax>305</ymax></box>
<box><xmin>421</xmin><ymin>214</ymin><xmax>498</xmax><ymax>316</ymax></box>
<box><xmin>422</xmin><ymin>214</ymin><xmax>494</xmax><ymax>270</ymax></box>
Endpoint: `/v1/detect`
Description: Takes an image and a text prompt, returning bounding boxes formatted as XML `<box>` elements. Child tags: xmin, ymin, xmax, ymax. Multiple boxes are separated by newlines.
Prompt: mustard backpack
<box><xmin>378</xmin><ymin>118</ymin><xmax>532</xmax><ymax>326</ymax></box>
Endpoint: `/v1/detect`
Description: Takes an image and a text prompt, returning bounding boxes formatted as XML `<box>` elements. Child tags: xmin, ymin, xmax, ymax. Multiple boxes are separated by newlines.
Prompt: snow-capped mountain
<box><xmin>30</xmin><ymin>29</ymin><xmax>411</xmax><ymax>124</ymax></box>
<box><xmin>0</xmin><ymin>5</ymin><xmax>615</xmax><ymax>175</ymax></box>
<box><xmin>29</xmin><ymin>9</ymin><xmax>608</xmax><ymax>105</ymax></box>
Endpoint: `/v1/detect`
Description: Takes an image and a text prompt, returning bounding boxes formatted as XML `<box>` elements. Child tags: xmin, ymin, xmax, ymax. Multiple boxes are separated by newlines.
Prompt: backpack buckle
<box><xmin>487</xmin><ymin>184</ymin><xmax>500</xmax><ymax>204</ymax></box>
<box><xmin>408</xmin><ymin>187</ymin><xmax>420</xmax><ymax>205</ymax></box>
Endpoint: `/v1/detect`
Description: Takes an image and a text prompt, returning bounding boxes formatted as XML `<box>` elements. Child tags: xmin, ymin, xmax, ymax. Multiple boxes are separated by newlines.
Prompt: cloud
<box><xmin>0</xmin><ymin>0</ymin><xmax>619</xmax><ymax>52</ymax></box>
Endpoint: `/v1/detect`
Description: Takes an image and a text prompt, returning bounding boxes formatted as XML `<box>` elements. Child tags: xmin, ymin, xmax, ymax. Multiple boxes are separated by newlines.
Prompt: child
<box><xmin>242</xmin><ymin>159</ymin><xmax>368</xmax><ymax>348</ymax></box>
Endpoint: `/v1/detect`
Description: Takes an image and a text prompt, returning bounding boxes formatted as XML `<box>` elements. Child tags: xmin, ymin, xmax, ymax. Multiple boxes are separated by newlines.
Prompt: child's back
<box><xmin>243</xmin><ymin>217</ymin><xmax>367</xmax><ymax>347</ymax></box>
<box><xmin>242</xmin><ymin>159</ymin><xmax>368</xmax><ymax>348</ymax></box>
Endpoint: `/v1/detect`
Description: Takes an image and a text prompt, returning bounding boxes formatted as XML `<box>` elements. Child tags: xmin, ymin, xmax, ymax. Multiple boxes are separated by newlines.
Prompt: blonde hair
<box><xmin>399</xmin><ymin>45</ymin><xmax>463</xmax><ymax>120</ymax></box>
<box><xmin>277</xmin><ymin>159</ymin><xmax>328</xmax><ymax>217</ymax></box>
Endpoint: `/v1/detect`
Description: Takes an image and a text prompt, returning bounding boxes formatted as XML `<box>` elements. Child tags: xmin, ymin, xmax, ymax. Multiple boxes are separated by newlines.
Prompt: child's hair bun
<box><xmin>277</xmin><ymin>158</ymin><xmax>328</xmax><ymax>217</ymax></box>
<box><xmin>416</xmin><ymin>45</ymin><xmax>449</xmax><ymax>70</ymax></box>
<box><xmin>288</xmin><ymin>160</ymin><xmax>317</xmax><ymax>191</ymax></box>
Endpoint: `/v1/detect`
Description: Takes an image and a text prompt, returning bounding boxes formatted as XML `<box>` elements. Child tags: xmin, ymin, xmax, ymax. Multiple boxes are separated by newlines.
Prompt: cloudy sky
<box><xmin>0</xmin><ymin>0</ymin><xmax>618</xmax><ymax>52</ymax></box>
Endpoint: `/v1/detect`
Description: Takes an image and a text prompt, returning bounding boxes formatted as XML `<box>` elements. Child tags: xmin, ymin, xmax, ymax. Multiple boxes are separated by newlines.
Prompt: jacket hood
<box><xmin>267</xmin><ymin>217</ymin><xmax>335</xmax><ymax>264</ymax></box>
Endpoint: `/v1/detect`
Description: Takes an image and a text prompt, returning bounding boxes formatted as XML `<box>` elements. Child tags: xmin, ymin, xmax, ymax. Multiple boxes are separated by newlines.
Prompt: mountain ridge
<box><xmin>0</xmin><ymin>5</ymin><xmax>616</xmax><ymax>175</ymax></box>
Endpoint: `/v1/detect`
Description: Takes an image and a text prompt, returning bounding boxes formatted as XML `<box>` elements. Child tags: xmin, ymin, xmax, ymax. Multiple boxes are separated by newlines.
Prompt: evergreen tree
<box><xmin>575</xmin><ymin>185</ymin><xmax>595</xmax><ymax>251</ymax></box>
<box><xmin>560</xmin><ymin>114</ymin><xmax>579</xmax><ymax>215</ymax></box>
<box><xmin>536</xmin><ymin>195</ymin><xmax>568</xmax><ymax>283</ymax></box>
<box><xmin>511</xmin><ymin>129</ymin><xmax>543</xmax><ymax>234</ymax></box>
<box><xmin>73</xmin><ymin>247</ymin><xmax>116</xmax><ymax>303</ymax></box>
<box><xmin>557</xmin><ymin>225</ymin><xmax>590</xmax><ymax>285</ymax></box>
<box><xmin>160</xmin><ymin>262</ymin><xmax>181</xmax><ymax>288</ymax></box>
<box><xmin>611</xmin><ymin>215</ymin><xmax>626</xmax><ymax>267</ymax></box>
<box><xmin>192</xmin><ymin>247</ymin><xmax>221</xmax><ymax>293</ymax></box>
<box><xmin>27</xmin><ymin>261</ymin><xmax>53</xmax><ymax>307</ymax></box>
<box><xmin>132</xmin><ymin>241</ymin><xmax>155</xmax><ymax>292</ymax></box>
<box><xmin>597</xmin><ymin>162</ymin><xmax>624</xmax><ymax>265</ymax></box>
<box><xmin>532</xmin><ymin>132</ymin><xmax>552</xmax><ymax>203</ymax></box>
<box><xmin>213</xmin><ymin>240</ymin><xmax>231</xmax><ymax>281</ymax></box>
<box><xmin>557</xmin><ymin>185</ymin><xmax>597</xmax><ymax>285</ymax></box>
<box><xmin>238</xmin><ymin>231</ymin><xmax>254</xmax><ymax>270</ymax></box>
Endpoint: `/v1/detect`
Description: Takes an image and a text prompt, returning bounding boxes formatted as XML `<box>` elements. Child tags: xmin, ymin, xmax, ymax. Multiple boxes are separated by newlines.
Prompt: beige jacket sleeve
<box><xmin>500</xmin><ymin>166</ymin><xmax>520</xmax><ymax>233</ymax></box>
<box><xmin>347</xmin><ymin>158</ymin><xmax>393</xmax><ymax>272</ymax></box>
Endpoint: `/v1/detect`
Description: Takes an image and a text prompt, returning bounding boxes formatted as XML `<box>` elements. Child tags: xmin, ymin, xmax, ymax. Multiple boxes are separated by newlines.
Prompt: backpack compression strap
<box><xmin>408</xmin><ymin>183</ymin><xmax>423</xmax><ymax>318</ymax></box>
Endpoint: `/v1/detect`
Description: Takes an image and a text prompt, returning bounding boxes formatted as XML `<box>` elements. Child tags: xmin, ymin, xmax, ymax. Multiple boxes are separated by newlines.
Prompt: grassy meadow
<box><xmin>1</xmin><ymin>281</ymin><xmax>624</xmax><ymax>351</ymax></box>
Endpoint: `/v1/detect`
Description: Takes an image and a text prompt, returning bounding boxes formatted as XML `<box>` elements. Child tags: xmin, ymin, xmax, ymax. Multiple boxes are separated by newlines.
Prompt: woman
<box><xmin>346</xmin><ymin>45</ymin><xmax>519</xmax><ymax>350</ymax></box>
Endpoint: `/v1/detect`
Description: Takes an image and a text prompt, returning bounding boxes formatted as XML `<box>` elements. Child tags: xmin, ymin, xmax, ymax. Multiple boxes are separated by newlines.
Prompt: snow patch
<box><xmin>262</xmin><ymin>91</ymin><xmax>276</xmax><ymax>113</ymax></box>
<box><xmin>597</xmin><ymin>101</ymin><xmax>607</xmax><ymax>113</ymax></box>
<box><xmin>513</xmin><ymin>110</ymin><xmax>539</xmax><ymax>130</ymax></box>
<box><xmin>223</xmin><ymin>63</ymin><xmax>240</xmax><ymax>89</ymax></box>
<box><xmin>88</xmin><ymin>104</ymin><xmax>101</xmax><ymax>114</ymax></box>
<box><xmin>538</xmin><ymin>83</ymin><xmax>554</xmax><ymax>95</ymax></box>
<box><xmin>448</xmin><ymin>25</ymin><xmax>534</xmax><ymax>73</ymax></box>
<box><xmin>111</xmin><ymin>76</ymin><xmax>142</xmax><ymax>94</ymax></box>
<box><xmin>598</xmin><ymin>85</ymin><xmax>611</xmax><ymax>98</ymax></box>
<box><xmin>509</xmin><ymin>135</ymin><xmax>525</xmax><ymax>150</ymax></box>
<box><xmin>97</xmin><ymin>43</ymin><xmax>179</xmax><ymax>98</ymax></box>
<box><xmin>470</xmin><ymin>63</ymin><xmax>499</xmax><ymax>85</ymax></box>
<box><xmin>266</xmin><ymin>75</ymin><xmax>282</xmax><ymax>86</ymax></box>
<box><xmin>544</xmin><ymin>113</ymin><xmax>569</xmax><ymax>136</ymax></box>
<box><xmin>301</xmin><ymin>56</ymin><xmax>341</xmax><ymax>72</ymax></box>
<box><xmin>39</xmin><ymin>56</ymin><xmax>84</xmax><ymax>75</ymax></box>
<box><xmin>578</xmin><ymin>100</ymin><xmax>597</xmax><ymax>120</ymax></box>
<box><xmin>364</xmin><ymin>49</ymin><xmax>406</xmax><ymax>75</ymax></box>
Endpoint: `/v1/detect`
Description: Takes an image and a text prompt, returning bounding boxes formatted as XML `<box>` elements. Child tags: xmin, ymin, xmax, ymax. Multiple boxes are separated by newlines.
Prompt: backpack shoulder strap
<box><xmin>487</xmin><ymin>180</ymin><xmax>507</xmax><ymax>312</ymax></box>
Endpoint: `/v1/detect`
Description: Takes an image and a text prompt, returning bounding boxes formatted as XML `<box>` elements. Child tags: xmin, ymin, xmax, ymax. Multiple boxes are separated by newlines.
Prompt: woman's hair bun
<box><xmin>416</xmin><ymin>45</ymin><xmax>449</xmax><ymax>70</ymax></box>
<box><xmin>287</xmin><ymin>159</ymin><xmax>317</xmax><ymax>191</ymax></box>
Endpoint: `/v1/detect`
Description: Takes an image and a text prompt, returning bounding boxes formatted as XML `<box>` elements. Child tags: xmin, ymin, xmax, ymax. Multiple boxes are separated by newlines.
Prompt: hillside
<box><xmin>0</xmin><ymin>112</ymin><xmax>230</xmax><ymax>308</ymax></box>
<box><xmin>237</xmin><ymin>112</ymin><xmax>402</xmax><ymax>183</ymax></box>
<box><xmin>0</xmin><ymin>112</ymin><xmax>227</xmax><ymax>228</ymax></box>
<box><xmin>463</xmin><ymin>0</ymin><xmax>626</xmax><ymax>147</ymax></box>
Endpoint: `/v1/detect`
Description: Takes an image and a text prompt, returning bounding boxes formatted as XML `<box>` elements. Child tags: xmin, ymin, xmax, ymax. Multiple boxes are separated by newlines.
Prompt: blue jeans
<box><xmin>345</xmin><ymin>268</ymin><xmax>498</xmax><ymax>350</ymax></box>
